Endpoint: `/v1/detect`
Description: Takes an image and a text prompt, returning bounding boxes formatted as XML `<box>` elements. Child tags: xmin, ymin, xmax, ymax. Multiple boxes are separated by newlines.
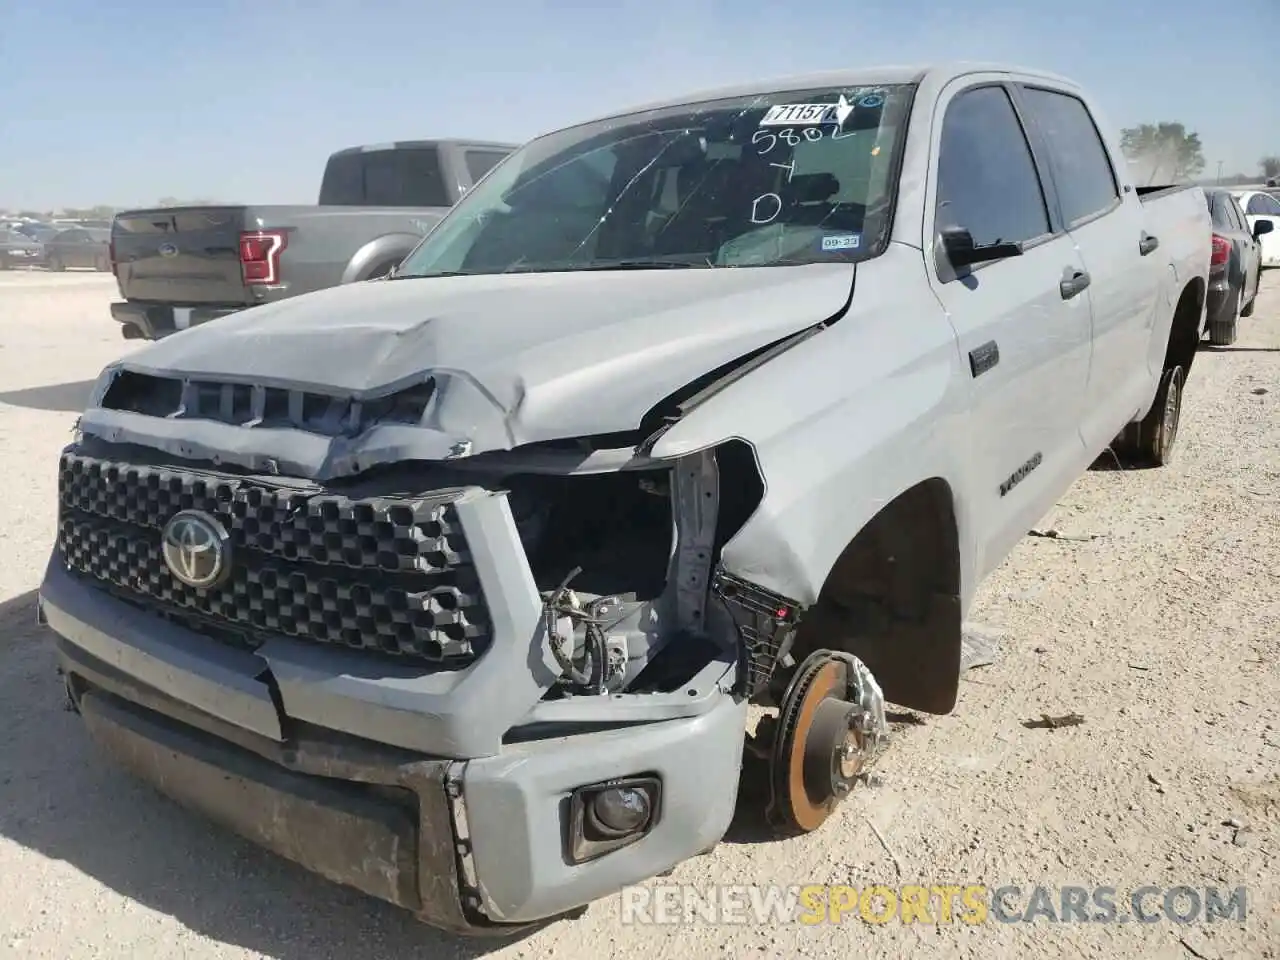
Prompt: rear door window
<box><xmin>1246</xmin><ymin>193</ymin><xmax>1280</xmax><ymax>216</ymax></box>
<box><xmin>1224</xmin><ymin>197</ymin><xmax>1247</xmax><ymax>231</ymax></box>
<box><xmin>1209</xmin><ymin>195</ymin><xmax>1234</xmax><ymax>230</ymax></box>
<box><xmin>1208</xmin><ymin>193</ymin><xmax>1228</xmax><ymax>229</ymax></box>
<box><xmin>1018</xmin><ymin>87</ymin><xmax>1120</xmax><ymax>225</ymax></box>
<box><xmin>935</xmin><ymin>85</ymin><xmax>1052</xmax><ymax>249</ymax></box>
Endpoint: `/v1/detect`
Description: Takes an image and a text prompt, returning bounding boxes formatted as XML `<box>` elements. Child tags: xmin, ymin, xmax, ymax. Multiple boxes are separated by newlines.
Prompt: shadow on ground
<box><xmin>0</xmin><ymin>588</ymin><xmax>546</xmax><ymax>959</ymax></box>
<box><xmin>0</xmin><ymin>380</ymin><xmax>96</xmax><ymax>413</ymax></box>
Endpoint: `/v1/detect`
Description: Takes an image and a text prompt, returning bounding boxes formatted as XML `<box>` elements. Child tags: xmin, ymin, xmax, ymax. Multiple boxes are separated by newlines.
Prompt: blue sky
<box><xmin>2</xmin><ymin>0</ymin><xmax>1276</xmax><ymax>210</ymax></box>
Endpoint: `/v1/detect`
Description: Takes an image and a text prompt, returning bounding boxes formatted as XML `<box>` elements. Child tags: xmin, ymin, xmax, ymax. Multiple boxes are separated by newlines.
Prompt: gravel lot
<box><xmin>1</xmin><ymin>269</ymin><xmax>1276</xmax><ymax>960</ymax></box>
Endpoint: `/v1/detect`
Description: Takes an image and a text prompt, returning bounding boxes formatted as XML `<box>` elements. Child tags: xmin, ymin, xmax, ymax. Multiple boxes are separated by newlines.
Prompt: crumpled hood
<box><xmin>94</xmin><ymin>264</ymin><xmax>855</xmax><ymax>473</ymax></box>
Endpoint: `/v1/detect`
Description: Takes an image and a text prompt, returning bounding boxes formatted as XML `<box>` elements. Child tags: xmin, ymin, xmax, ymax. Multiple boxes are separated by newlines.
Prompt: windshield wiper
<box><xmin>386</xmin><ymin>260</ymin><xmax>710</xmax><ymax>280</ymax></box>
<box><xmin>572</xmin><ymin>260</ymin><xmax>710</xmax><ymax>272</ymax></box>
<box><xmin>383</xmin><ymin>270</ymin><xmax>476</xmax><ymax>280</ymax></box>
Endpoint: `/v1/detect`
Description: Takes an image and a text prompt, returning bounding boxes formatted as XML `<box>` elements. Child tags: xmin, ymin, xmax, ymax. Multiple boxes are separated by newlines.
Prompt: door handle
<box><xmin>1059</xmin><ymin>269</ymin><xmax>1091</xmax><ymax>300</ymax></box>
<box><xmin>1139</xmin><ymin>234</ymin><xmax>1160</xmax><ymax>256</ymax></box>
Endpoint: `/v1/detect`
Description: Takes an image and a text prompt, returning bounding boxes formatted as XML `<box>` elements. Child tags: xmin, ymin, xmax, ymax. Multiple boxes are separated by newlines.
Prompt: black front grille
<box><xmin>56</xmin><ymin>452</ymin><xmax>490</xmax><ymax>662</ymax></box>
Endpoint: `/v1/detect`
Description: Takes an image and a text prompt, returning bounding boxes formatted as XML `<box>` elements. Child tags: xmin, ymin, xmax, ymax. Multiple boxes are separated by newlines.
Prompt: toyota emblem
<box><xmin>161</xmin><ymin>510</ymin><xmax>231</xmax><ymax>589</ymax></box>
<box><xmin>158</xmin><ymin>242</ymin><xmax>179</xmax><ymax>258</ymax></box>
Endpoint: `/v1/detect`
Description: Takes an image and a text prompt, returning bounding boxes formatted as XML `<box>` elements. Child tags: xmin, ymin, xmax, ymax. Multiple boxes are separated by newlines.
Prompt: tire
<box><xmin>1208</xmin><ymin>288</ymin><xmax>1239</xmax><ymax>346</ymax></box>
<box><xmin>47</xmin><ymin>254</ymin><xmax>65</xmax><ymax>272</ymax></box>
<box><xmin>94</xmin><ymin>254</ymin><xmax>110</xmax><ymax>272</ymax></box>
<box><xmin>0</xmin><ymin>256</ymin><xmax>9</xmax><ymax>271</ymax></box>
<box><xmin>1120</xmin><ymin>365</ymin><xmax>1184</xmax><ymax>468</ymax></box>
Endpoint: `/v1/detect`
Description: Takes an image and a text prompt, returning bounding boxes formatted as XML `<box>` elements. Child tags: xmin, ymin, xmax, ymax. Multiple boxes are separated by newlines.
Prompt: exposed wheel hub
<box><xmin>766</xmin><ymin>650</ymin><xmax>888</xmax><ymax>833</ymax></box>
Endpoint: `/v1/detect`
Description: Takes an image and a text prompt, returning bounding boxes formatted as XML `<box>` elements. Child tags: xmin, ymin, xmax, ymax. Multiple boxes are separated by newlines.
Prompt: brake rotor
<box><xmin>766</xmin><ymin>650</ymin><xmax>887</xmax><ymax>833</ymax></box>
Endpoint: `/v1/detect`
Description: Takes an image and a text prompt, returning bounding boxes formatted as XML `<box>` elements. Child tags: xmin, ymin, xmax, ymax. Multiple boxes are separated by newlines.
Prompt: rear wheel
<box><xmin>1208</xmin><ymin>288</ymin><xmax>1239</xmax><ymax>346</ymax></box>
<box><xmin>46</xmin><ymin>253</ymin><xmax>65</xmax><ymax>272</ymax></box>
<box><xmin>94</xmin><ymin>254</ymin><xmax>110</xmax><ymax>272</ymax></box>
<box><xmin>1117</xmin><ymin>365</ymin><xmax>1184</xmax><ymax>468</ymax></box>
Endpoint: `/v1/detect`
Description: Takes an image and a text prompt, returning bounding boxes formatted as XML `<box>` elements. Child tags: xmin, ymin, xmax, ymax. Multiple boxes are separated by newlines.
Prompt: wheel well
<box><xmin>1164</xmin><ymin>278</ymin><xmax>1205</xmax><ymax>375</ymax></box>
<box><xmin>789</xmin><ymin>478</ymin><xmax>963</xmax><ymax>714</ymax></box>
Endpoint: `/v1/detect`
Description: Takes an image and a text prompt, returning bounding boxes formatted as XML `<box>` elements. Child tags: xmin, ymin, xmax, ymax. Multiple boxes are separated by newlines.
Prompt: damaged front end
<box><xmin>73</xmin><ymin>348</ymin><xmax>820</xmax><ymax>713</ymax></box>
<box><xmin>45</xmin><ymin>350</ymin><xmax>881</xmax><ymax>930</ymax></box>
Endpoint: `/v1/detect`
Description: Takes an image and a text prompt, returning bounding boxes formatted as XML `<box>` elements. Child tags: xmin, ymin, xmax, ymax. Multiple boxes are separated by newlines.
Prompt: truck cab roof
<box><xmin>571</xmin><ymin>61</ymin><xmax>1082</xmax><ymax>131</ymax></box>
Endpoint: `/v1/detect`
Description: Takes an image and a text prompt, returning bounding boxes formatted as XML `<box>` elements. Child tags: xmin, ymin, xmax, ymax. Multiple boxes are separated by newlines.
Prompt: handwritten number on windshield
<box><xmin>750</xmin><ymin>193</ymin><xmax>782</xmax><ymax>224</ymax></box>
<box><xmin>753</xmin><ymin>126</ymin><xmax>829</xmax><ymax>156</ymax></box>
<box><xmin>770</xmin><ymin>160</ymin><xmax>795</xmax><ymax>182</ymax></box>
<box><xmin>746</xmin><ymin>113</ymin><xmax>854</xmax><ymax>224</ymax></box>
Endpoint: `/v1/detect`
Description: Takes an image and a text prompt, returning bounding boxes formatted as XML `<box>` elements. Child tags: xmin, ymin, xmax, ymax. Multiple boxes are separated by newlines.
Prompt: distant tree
<box><xmin>1260</xmin><ymin>157</ymin><xmax>1280</xmax><ymax>179</ymax></box>
<box><xmin>1119</xmin><ymin>123</ymin><xmax>1206</xmax><ymax>183</ymax></box>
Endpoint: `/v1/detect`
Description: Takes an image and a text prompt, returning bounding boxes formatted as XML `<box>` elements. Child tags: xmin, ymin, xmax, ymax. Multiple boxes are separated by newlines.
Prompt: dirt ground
<box><xmin>0</xmin><ymin>268</ymin><xmax>1276</xmax><ymax>960</ymax></box>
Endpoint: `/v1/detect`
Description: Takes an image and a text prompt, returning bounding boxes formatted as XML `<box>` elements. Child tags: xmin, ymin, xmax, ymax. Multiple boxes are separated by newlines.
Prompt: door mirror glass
<box><xmin>1254</xmin><ymin>219</ymin><xmax>1274</xmax><ymax>238</ymax></box>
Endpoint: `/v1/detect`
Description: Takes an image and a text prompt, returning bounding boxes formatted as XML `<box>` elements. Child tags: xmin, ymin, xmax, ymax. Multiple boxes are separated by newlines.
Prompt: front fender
<box><xmin>649</xmin><ymin>254</ymin><xmax>976</xmax><ymax>611</ymax></box>
<box><xmin>341</xmin><ymin>232</ymin><xmax>430</xmax><ymax>284</ymax></box>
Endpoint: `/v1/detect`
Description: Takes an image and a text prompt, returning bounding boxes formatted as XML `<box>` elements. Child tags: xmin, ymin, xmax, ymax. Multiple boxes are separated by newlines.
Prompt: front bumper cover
<box><xmin>59</xmin><ymin>636</ymin><xmax>490</xmax><ymax>933</ymax></box>
<box><xmin>43</xmin><ymin>566</ymin><xmax>747</xmax><ymax>932</ymax></box>
<box><xmin>40</xmin><ymin>447</ymin><xmax>749</xmax><ymax>929</ymax></box>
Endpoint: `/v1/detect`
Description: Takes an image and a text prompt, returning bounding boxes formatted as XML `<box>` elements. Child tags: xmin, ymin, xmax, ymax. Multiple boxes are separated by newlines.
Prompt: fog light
<box><xmin>588</xmin><ymin>786</ymin><xmax>652</xmax><ymax>837</ymax></box>
<box><xmin>568</xmin><ymin>775</ymin><xmax>661</xmax><ymax>863</ymax></box>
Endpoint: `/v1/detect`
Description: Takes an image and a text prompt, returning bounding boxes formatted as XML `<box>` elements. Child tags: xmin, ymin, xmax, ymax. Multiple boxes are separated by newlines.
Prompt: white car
<box><xmin>1230</xmin><ymin>189</ymin><xmax>1280</xmax><ymax>267</ymax></box>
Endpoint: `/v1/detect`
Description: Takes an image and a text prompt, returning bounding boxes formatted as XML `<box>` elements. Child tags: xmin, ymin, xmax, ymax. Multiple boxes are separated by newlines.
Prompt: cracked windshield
<box><xmin>397</xmin><ymin>85</ymin><xmax>912</xmax><ymax>276</ymax></box>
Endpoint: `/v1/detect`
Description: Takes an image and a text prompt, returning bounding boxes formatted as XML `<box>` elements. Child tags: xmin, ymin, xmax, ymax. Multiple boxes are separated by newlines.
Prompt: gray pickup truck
<box><xmin>108</xmin><ymin>139</ymin><xmax>516</xmax><ymax>340</ymax></box>
<box><xmin>43</xmin><ymin>63</ymin><xmax>1210</xmax><ymax>934</ymax></box>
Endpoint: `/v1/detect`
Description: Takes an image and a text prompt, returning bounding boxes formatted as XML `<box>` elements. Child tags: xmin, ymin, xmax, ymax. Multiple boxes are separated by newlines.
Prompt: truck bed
<box><xmin>1135</xmin><ymin>183</ymin><xmax>1198</xmax><ymax>201</ymax></box>
<box><xmin>1134</xmin><ymin>184</ymin><xmax>1210</xmax><ymax>278</ymax></box>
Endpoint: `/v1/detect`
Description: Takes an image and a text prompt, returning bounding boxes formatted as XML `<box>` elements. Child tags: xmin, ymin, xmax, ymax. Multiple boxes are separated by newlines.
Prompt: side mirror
<box><xmin>1253</xmin><ymin>219</ymin><xmax>1274</xmax><ymax>238</ymax></box>
<box><xmin>940</xmin><ymin>225</ymin><xmax>1023</xmax><ymax>268</ymax></box>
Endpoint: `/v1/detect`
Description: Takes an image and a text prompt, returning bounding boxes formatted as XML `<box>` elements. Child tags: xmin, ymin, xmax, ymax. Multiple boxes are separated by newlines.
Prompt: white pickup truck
<box><xmin>41</xmin><ymin>63</ymin><xmax>1211</xmax><ymax>934</ymax></box>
